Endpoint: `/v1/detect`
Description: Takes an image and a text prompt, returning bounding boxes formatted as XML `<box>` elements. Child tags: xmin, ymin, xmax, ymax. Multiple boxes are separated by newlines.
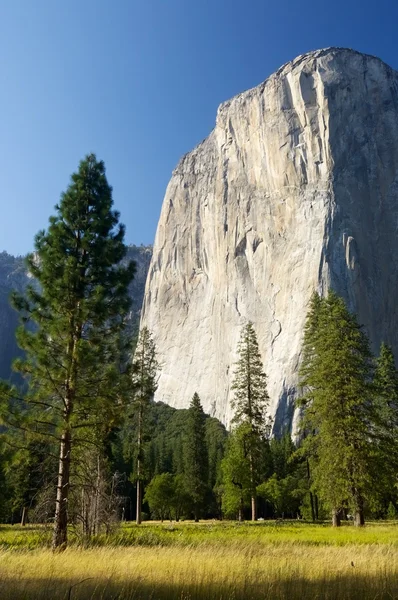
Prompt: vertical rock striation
<box><xmin>142</xmin><ymin>48</ymin><xmax>398</xmax><ymax>431</ymax></box>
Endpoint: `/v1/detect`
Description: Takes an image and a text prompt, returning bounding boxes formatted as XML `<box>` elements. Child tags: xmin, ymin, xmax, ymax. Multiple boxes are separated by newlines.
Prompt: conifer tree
<box><xmin>221</xmin><ymin>423</ymin><xmax>252</xmax><ymax>520</ymax></box>
<box><xmin>299</xmin><ymin>291</ymin><xmax>376</xmax><ymax>526</ymax></box>
<box><xmin>374</xmin><ymin>343</ymin><xmax>398</xmax><ymax>426</ymax></box>
<box><xmin>205</xmin><ymin>416</ymin><xmax>227</xmax><ymax>515</ymax></box>
<box><xmin>4</xmin><ymin>154</ymin><xmax>135</xmax><ymax>549</ymax></box>
<box><xmin>131</xmin><ymin>326</ymin><xmax>158</xmax><ymax>524</ymax></box>
<box><xmin>183</xmin><ymin>393</ymin><xmax>208</xmax><ymax>521</ymax></box>
<box><xmin>373</xmin><ymin>343</ymin><xmax>398</xmax><ymax>502</ymax></box>
<box><xmin>270</xmin><ymin>433</ymin><xmax>296</xmax><ymax>480</ymax></box>
<box><xmin>296</xmin><ymin>291</ymin><xmax>323</xmax><ymax>522</ymax></box>
<box><xmin>231</xmin><ymin>322</ymin><xmax>271</xmax><ymax>520</ymax></box>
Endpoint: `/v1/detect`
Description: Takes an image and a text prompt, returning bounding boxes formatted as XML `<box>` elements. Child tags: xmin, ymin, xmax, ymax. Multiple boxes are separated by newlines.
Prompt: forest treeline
<box><xmin>1</xmin><ymin>154</ymin><xmax>398</xmax><ymax>551</ymax></box>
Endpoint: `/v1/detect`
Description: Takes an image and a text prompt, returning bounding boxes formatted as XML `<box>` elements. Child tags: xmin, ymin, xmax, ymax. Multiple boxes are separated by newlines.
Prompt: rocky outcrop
<box><xmin>142</xmin><ymin>48</ymin><xmax>398</xmax><ymax>432</ymax></box>
<box><xmin>0</xmin><ymin>246</ymin><xmax>152</xmax><ymax>381</ymax></box>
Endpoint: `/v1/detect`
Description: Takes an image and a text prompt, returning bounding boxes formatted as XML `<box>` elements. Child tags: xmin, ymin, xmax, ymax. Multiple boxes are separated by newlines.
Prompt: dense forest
<box><xmin>1</xmin><ymin>155</ymin><xmax>398</xmax><ymax>552</ymax></box>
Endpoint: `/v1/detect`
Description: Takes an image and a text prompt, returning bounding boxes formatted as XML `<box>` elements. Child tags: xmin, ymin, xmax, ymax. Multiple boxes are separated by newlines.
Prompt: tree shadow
<box><xmin>0</xmin><ymin>573</ymin><xmax>397</xmax><ymax>600</ymax></box>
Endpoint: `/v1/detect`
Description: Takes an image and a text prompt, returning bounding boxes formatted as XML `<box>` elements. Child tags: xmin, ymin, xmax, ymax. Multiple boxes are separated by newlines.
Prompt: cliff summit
<box><xmin>142</xmin><ymin>48</ymin><xmax>398</xmax><ymax>431</ymax></box>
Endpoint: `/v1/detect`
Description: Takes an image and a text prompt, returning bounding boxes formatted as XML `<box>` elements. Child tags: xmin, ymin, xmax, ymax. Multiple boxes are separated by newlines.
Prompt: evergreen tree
<box><xmin>231</xmin><ymin>322</ymin><xmax>271</xmax><ymax>520</ymax></box>
<box><xmin>374</xmin><ymin>343</ymin><xmax>398</xmax><ymax>426</ymax></box>
<box><xmin>2</xmin><ymin>154</ymin><xmax>135</xmax><ymax>548</ymax></box>
<box><xmin>183</xmin><ymin>393</ymin><xmax>208</xmax><ymax>521</ymax></box>
<box><xmin>117</xmin><ymin>399</ymin><xmax>227</xmax><ymax>519</ymax></box>
<box><xmin>296</xmin><ymin>291</ymin><xmax>324</xmax><ymax>522</ymax></box>
<box><xmin>130</xmin><ymin>326</ymin><xmax>158</xmax><ymax>524</ymax></box>
<box><xmin>0</xmin><ymin>434</ymin><xmax>13</xmax><ymax>523</ymax></box>
<box><xmin>270</xmin><ymin>433</ymin><xmax>296</xmax><ymax>480</ymax></box>
<box><xmin>220</xmin><ymin>423</ymin><xmax>252</xmax><ymax>520</ymax></box>
<box><xmin>373</xmin><ymin>343</ymin><xmax>398</xmax><ymax>508</ymax></box>
<box><xmin>299</xmin><ymin>291</ymin><xmax>376</xmax><ymax>526</ymax></box>
<box><xmin>205</xmin><ymin>416</ymin><xmax>227</xmax><ymax>516</ymax></box>
<box><xmin>6</xmin><ymin>438</ymin><xmax>57</xmax><ymax>525</ymax></box>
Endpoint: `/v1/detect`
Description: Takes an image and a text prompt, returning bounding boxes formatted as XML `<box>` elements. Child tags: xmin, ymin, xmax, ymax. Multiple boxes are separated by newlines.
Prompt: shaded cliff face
<box><xmin>142</xmin><ymin>48</ymin><xmax>398</xmax><ymax>432</ymax></box>
<box><xmin>0</xmin><ymin>246</ymin><xmax>152</xmax><ymax>380</ymax></box>
<box><xmin>0</xmin><ymin>252</ymin><xmax>28</xmax><ymax>380</ymax></box>
<box><xmin>125</xmin><ymin>245</ymin><xmax>153</xmax><ymax>333</ymax></box>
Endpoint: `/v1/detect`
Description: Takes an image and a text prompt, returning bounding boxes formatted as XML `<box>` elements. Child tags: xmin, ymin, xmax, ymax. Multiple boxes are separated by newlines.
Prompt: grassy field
<box><xmin>1</xmin><ymin>520</ymin><xmax>398</xmax><ymax>599</ymax></box>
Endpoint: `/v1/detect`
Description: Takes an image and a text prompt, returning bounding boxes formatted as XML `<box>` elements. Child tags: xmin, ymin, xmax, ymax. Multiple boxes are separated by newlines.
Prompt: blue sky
<box><xmin>1</xmin><ymin>0</ymin><xmax>398</xmax><ymax>256</ymax></box>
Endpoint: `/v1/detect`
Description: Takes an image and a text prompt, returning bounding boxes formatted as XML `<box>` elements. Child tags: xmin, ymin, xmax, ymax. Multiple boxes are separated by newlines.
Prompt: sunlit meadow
<box><xmin>0</xmin><ymin>520</ymin><xmax>398</xmax><ymax>599</ymax></box>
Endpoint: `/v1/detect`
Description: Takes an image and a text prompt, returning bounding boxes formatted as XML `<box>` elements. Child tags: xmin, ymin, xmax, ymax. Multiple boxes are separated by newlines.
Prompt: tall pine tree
<box><xmin>373</xmin><ymin>343</ymin><xmax>398</xmax><ymax>506</ymax></box>
<box><xmin>183</xmin><ymin>393</ymin><xmax>208</xmax><ymax>521</ymax></box>
<box><xmin>221</xmin><ymin>423</ymin><xmax>252</xmax><ymax>520</ymax></box>
<box><xmin>130</xmin><ymin>326</ymin><xmax>158</xmax><ymax>524</ymax></box>
<box><xmin>231</xmin><ymin>322</ymin><xmax>271</xmax><ymax>521</ymax></box>
<box><xmin>374</xmin><ymin>343</ymin><xmax>398</xmax><ymax>426</ymax></box>
<box><xmin>5</xmin><ymin>154</ymin><xmax>135</xmax><ymax>549</ymax></box>
<box><xmin>299</xmin><ymin>291</ymin><xmax>376</xmax><ymax>526</ymax></box>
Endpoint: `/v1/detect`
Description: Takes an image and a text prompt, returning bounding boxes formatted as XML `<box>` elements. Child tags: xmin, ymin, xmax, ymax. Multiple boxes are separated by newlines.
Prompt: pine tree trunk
<box><xmin>53</xmin><ymin>317</ymin><xmax>80</xmax><ymax>550</ymax></box>
<box><xmin>94</xmin><ymin>453</ymin><xmax>101</xmax><ymax>535</ymax></box>
<box><xmin>306</xmin><ymin>460</ymin><xmax>315</xmax><ymax>522</ymax></box>
<box><xmin>332</xmin><ymin>507</ymin><xmax>341</xmax><ymax>527</ymax></box>
<box><xmin>353</xmin><ymin>494</ymin><xmax>365</xmax><ymax>526</ymax></box>
<box><xmin>249</xmin><ymin>448</ymin><xmax>257</xmax><ymax>521</ymax></box>
<box><xmin>52</xmin><ymin>429</ymin><xmax>72</xmax><ymax>550</ymax></box>
<box><xmin>238</xmin><ymin>497</ymin><xmax>244</xmax><ymax>522</ymax></box>
<box><xmin>136</xmin><ymin>473</ymin><xmax>142</xmax><ymax>525</ymax></box>
<box><xmin>136</xmin><ymin>401</ymin><xmax>143</xmax><ymax>525</ymax></box>
<box><xmin>81</xmin><ymin>488</ymin><xmax>87</xmax><ymax>537</ymax></box>
<box><xmin>309</xmin><ymin>492</ymin><xmax>315</xmax><ymax>522</ymax></box>
<box><xmin>251</xmin><ymin>495</ymin><xmax>257</xmax><ymax>521</ymax></box>
<box><xmin>314</xmin><ymin>494</ymin><xmax>319</xmax><ymax>520</ymax></box>
<box><xmin>354</xmin><ymin>510</ymin><xmax>365</xmax><ymax>526</ymax></box>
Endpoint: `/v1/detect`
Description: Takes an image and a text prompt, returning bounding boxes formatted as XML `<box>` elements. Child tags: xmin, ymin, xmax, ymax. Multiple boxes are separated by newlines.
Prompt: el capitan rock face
<box><xmin>142</xmin><ymin>48</ymin><xmax>398</xmax><ymax>432</ymax></box>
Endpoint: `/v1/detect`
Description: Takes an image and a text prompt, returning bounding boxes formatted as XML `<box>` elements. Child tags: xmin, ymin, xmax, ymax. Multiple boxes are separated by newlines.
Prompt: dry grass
<box><xmin>1</xmin><ymin>522</ymin><xmax>398</xmax><ymax>599</ymax></box>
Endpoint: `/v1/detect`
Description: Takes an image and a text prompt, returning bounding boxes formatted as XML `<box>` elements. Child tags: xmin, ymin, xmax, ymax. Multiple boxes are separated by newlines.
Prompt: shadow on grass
<box><xmin>0</xmin><ymin>574</ymin><xmax>397</xmax><ymax>600</ymax></box>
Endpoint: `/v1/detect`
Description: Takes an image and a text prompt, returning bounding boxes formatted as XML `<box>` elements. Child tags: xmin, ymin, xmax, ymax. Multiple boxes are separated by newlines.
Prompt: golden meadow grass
<box><xmin>1</xmin><ymin>521</ymin><xmax>398</xmax><ymax>599</ymax></box>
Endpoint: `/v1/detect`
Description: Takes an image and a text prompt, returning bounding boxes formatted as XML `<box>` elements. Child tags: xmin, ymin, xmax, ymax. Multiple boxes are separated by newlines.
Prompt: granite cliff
<box><xmin>141</xmin><ymin>48</ymin><xmax>398</xmax><ymax>432</ymax></box>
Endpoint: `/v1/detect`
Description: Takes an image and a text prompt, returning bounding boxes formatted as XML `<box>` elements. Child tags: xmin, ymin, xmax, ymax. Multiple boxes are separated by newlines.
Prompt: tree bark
<box><xmin>136</xmin><ymin>476</ymin><xmax>142</xmax><ymax>525</ymax></box>
<box><xmin>238</xmin><ymin>497</ymin><xmax>244</xmax><ymax>522</ymax></box>
<box><xmin>332</xmin><ymin>507</ymin><xmax>342</xmax><ymax>527</ymax></box>
<box><xmin>309</xmin><ymin>492</ymin><xmax>315</xmax><ymax>522</ymax></box>
<box><xmin>306</xmin><ymin>460</ymin><xmax>315</xmax><ymax>522</ymax></box>
<box><xmin>52</xmin><ymin>312</ymin><xmax>80</xmax><ymax>550</ymax></box>
<box><xmin>353</xmin><ymin>494</ymin><xmax>365</xmax><ymax>526</ymax></box>
<box><xmin>314</xmin><ymin>494</ymin><xmax>319</xmax><ymax>521</ymax></box>
<box><xmin>251</xmin><ymin>495</ymin><xmax>257</xmax><ymax>521</ymax></box>
<box><xmin>136</xmin><ymin>401</ymin><xmax>143</xmax><ymax>525</ymax></box>
<box><xmin>354</xmin><ymin>510</ymin><xmax>365</xmax><ymax>526</ymax></box>
<box><xmin>21</xmin><ymin>506</ymin><xmax>27</xmax><ymax>526</ymax></box>
<box><xmin>94</xmin><ymin>453</ymin><xmax>101</xmax><ymax>535</ymax></box>
<box><xmin>52</xmin><ymin>429</ymin><xmax>72</xmax><ymax>550</ymax></box>
<box><xmin>248</xmin><ymin>447</ymin><xmax>257</xmax><ymax>521</ymax></box>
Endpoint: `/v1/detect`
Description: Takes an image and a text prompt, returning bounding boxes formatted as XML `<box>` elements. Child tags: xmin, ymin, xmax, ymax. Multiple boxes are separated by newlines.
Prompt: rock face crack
<box><xmin>142</xmin><ymin>48</ymin><xmax>398</xmax><ymax>429</ymax></box>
